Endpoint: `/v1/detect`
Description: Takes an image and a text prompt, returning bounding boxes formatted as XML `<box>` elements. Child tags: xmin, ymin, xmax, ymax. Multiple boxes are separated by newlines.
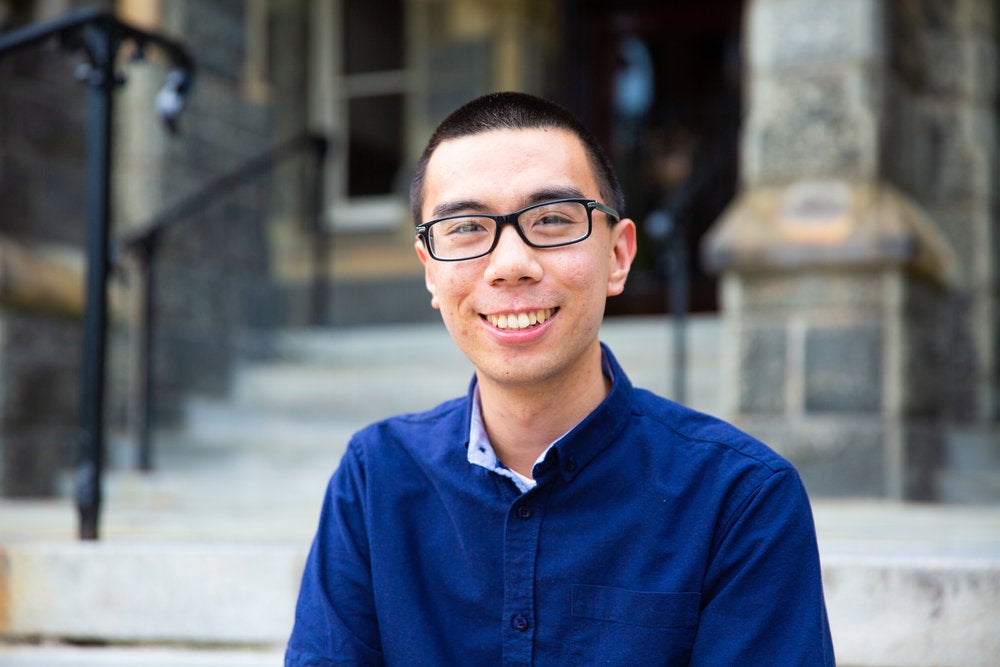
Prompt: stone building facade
<box><xmin>707</xmin><ymin>0</ymin><xmax>998</xmax><ymax>500</ymax></box>
<box><xmin>0</xmin><ymin>0</ymin><xmax>996</xmax><ymax>500</ymax></box>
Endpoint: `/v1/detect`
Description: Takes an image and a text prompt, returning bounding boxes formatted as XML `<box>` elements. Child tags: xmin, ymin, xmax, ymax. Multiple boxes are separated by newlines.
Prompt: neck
<box><xmin>477</xmin><ymin>344</ymin><xmax>609</xmax><ymax>477</ymax></box>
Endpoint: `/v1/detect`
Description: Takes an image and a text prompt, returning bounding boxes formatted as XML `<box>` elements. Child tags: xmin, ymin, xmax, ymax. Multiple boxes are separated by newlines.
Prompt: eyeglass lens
<box><xmin>428</xmin><ymin>200</ymin><xmax>591</xmax><ymax>260</ymax></box>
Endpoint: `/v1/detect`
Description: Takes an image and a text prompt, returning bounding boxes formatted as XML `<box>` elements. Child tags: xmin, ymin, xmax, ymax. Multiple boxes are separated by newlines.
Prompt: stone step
<box><xmin>197</xmin><ymin>315</ymin><xmax>723</xmax><ymax>430</ymax></box>
<box><xmin>4</xmin><ymin>317</ymin><xmax>996</xmax><ymax>666</ymax></box>
<box><xmin>0</xmin><ymin>644</ymin><xmax>284</xmax><ymax>667</ymax></box>
<box><xmin>1</xmin><ymin>501</ymin><xmax>998</xmax><ymax>666</ymax></box>
<box><xmin>939</xmin><ymin>469</ymin><xmax>1000</xmax><ymax>504</ymax></box>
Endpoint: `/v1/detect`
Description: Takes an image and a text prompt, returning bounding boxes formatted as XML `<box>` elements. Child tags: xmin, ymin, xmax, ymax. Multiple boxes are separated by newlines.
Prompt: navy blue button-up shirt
<box><xmin>286</xmin><ymin>345</ymin><xmax>834</xmax><ymax>666</ymax></box>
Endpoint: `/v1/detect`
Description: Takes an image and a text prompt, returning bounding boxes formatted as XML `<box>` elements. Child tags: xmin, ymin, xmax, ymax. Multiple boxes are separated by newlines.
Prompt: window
<box><xmin>311</xmin><ymin>0</ymin><xmax>410</xmax><ymax>231</ymax></box>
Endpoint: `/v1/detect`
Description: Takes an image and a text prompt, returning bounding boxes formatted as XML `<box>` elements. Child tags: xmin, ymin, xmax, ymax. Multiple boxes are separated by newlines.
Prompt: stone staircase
<box><xmin>1</xmin><ymin>316</ymin><xmax>999</xmax><ymax>666</ymax></box>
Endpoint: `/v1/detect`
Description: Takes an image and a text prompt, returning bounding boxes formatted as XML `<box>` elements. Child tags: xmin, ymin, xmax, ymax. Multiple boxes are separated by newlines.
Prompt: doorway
<box><xmin>562</xmin><ymin>0</ymin><xmax>743</xmax><ymax>315</ymax></box>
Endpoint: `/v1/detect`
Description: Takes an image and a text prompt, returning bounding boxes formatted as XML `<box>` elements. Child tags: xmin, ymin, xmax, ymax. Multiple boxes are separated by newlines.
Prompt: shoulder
<box><xmin>628</xmin><ymin>387</ymin><xmax>791</xmax><ymax>473</ymax></box>
<box><xmin>622</xmin><ymin>388</ymin><xmax>805</xmax><ymax>525</ymax></box>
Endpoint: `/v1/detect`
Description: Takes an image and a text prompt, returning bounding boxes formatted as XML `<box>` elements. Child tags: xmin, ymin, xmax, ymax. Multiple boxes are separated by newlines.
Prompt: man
<box><xmin>286</xmin><ymin>92</ymin><xmax>834</xmax><ymax>666</ymax></box>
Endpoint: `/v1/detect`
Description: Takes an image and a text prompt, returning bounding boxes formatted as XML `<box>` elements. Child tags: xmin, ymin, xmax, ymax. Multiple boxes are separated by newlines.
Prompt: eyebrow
<box><xmin>430</xmin><ymin>186</ymin><xmax>588</xmax><ymax>219</ymax></box>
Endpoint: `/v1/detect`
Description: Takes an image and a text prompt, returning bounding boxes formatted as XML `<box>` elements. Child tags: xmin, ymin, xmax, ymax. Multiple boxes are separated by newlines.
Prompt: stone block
<box><xmin>0</xmin><ymin>164</ymin><xmax>32</xmax><ymax>236</ymax></box>
<box><xmin>34</xmin><ymin>160</ymin><xmax>87</xmax><ymax>244</ymax></box>
<box><xmin>745</xmin><ymin>70</ymin><xmax>877</xmax><ymax>183</ymax></box>
<box><xmin>740</xmin><ymin>417</ymin><xmax>885</xmax><ymax>497</ymax></box>
<box><xmin>898</xmin><ymin>104</ymin><xmax>990</xmax><ymax>205</ymax></box>
<box><xmin>899</xmin><ymin>278</ymin><xmax>947</xmax><ymax>417</ymax></box>
<box><xmin>805</xmin><ymin>325</ymin><xmax>882</xmax><ymax>413</ymax></box>
<box><xmin>0</xmin><ymin>542</ymin><xmax>305</xmax><ymax>645</ymax></box>
<box><xmin>894</xmin><ymin>421</ymin><xmax>943</xmax><ymax>500</ymax></box>
<box><xmin>173</xmin><ymin>0</ymin><xmax>247</xmax><ymax>84</ymax></box>
<box><xmin>888</xmin><ymin>2</ymin><xmax>997</xmax><ymax>101</ymax></box>
<box><xmin>0</xmin><ymin>311</ymin><xmax>80</xmax><ymax>497</ymax></box>
<box><xmin>823</xmin><ymin>555</ymin><xmax>1000</xmax><ymax>667</ymax></box>
<box><xmin>12</xmin><ymin>91</ymin><xmax>86</xmax><ymax>161</ymax></box>
<box><xmin>748</xmin><ymin>0</ymin><xmax>882</xmax><ymax>70</ymax></box>
<box><xmin>737</xmin><ymin>271</ymin><xmax>884</xmax><ymax>317</ymax></box>
<box><xmin>738</xmin><ymin>324</ymin><xmax>785</xmax><ymax>413</ymax></box>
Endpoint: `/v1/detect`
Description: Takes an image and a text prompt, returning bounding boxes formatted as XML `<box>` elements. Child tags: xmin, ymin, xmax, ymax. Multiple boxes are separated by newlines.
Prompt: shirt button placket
<box><xmin>502</xmin><ymin>493</ymin><xmax>545</xmax><ymax>666</ymax></box>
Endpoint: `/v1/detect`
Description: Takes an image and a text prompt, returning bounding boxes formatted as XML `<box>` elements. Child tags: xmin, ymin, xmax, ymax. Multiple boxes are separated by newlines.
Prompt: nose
<box><xmin>484</xmin><ymin>223</ymin><xmax>542</xmax><ymax>284</ymax></box>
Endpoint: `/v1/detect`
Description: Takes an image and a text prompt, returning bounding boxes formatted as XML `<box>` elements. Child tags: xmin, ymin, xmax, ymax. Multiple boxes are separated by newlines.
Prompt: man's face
<box><xmin>414</xmin><ymin>127</ymin><xmax>636</xmax><ymax>391</ymax></box>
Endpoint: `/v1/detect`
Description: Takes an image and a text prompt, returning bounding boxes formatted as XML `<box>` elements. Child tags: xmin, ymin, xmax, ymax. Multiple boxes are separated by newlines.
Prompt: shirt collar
<box><xmin>464</xmin><ymin>343</ymin><xmax>632</xmax><ymax>490</ymax></box>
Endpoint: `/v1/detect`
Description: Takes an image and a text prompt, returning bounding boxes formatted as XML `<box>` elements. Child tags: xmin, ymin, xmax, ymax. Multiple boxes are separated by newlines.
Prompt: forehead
<box><xmin>422</xmin><ymin>128</ymin><xmax>601</xmax><ymax>216</ymax></box>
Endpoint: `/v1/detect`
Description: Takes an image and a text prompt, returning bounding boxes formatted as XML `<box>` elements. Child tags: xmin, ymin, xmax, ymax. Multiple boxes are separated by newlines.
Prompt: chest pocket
<box><xmin>571</xmin><ymin>584</ymin><xmax>700</xmax><ymax>665</ymax></box>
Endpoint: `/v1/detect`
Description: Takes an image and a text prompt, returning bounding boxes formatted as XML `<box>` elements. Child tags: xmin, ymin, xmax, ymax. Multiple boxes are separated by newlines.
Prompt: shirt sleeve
<box><xmin>285</xmin><ymin>442</ymin><xmax>385</xmax><ymax>667</ymax></box>
<box><xmin>690</xmin><ymin>467</ymin><xmax>836</xmax><ymax>666</ymax></box>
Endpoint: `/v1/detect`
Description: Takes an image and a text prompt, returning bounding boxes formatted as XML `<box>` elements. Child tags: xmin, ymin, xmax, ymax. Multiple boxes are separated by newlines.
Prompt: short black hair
<box><xmin>409</xmin><ymin>91</ymin><xmax>624</xmax><ymax>224</ymax></box>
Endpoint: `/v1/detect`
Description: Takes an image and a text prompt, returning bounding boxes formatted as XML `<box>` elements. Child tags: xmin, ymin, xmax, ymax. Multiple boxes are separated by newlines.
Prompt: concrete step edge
<box><xmin>1</xmin><ymin>540</ymin><xmax>998</xmax><ymax>666</ymax></box>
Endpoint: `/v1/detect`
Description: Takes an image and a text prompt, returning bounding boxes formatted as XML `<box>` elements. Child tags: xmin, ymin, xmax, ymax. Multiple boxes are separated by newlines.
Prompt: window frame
<box><xmin>309</xmin><ymin>0</ymin><xmax>411</xmax><ymax>233</ymax></box>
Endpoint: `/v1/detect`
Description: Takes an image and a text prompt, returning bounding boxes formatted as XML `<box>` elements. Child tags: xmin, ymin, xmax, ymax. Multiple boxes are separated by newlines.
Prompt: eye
<box><xmin>441</xmin><ymin>217</ymin><xmax>491</xmax><ymax>236</ymax></box>
<box><xmin>534</xmin><ymin>213</ymin><xmax>575</xmax><ymax>226</ymax></box>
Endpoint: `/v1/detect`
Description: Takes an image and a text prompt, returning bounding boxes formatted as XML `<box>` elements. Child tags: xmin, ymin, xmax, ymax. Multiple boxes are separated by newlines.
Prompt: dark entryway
<box><xmin>561</xmin><ymin>0</ymin><xmax>743</xmax><ymax>315</ymax></box>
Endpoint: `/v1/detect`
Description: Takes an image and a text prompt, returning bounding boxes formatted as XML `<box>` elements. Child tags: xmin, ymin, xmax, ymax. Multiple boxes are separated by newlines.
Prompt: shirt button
<box><xmin>516</xmin><ymin>505</ymin><xmax>533</xmax><ymax>520</ymax></box>
<box><xmin>565</xmin><ymin>458</ymin><xmax>578</xmax><ymax>472</ymax></box>
<box><xmin>512</xmin><ymin>614</ymin><xmax>530</xmax><ymax>632</ymax></box>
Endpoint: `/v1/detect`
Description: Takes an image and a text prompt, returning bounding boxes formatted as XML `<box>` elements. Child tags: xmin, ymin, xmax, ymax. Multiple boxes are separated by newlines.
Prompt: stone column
<box><xmin>704</xmin><ymin>0</ymin><xmax>959</xmax><ymax>500</ymax></box>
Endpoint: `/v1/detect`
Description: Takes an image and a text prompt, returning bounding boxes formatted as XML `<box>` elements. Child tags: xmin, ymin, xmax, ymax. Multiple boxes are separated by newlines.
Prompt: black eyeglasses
<box><xmin>415</xmin><ymin>198</ymin><xmax>620</xmax><ymax>262</ymax></box>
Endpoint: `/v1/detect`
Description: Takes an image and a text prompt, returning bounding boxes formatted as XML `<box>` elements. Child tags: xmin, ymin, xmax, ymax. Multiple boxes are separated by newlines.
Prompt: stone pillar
<box><xmin>704</xmin><ymin>0</ymin><xmax>959</xmax><ymax>500</ymax></box>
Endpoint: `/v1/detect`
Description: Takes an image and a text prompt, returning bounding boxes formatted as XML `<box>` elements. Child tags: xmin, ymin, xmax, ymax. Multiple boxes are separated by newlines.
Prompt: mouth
<box><xmin>483</xmin><ymin>307</ymin><xmax>557</xmax><ymax>331</ymax></box>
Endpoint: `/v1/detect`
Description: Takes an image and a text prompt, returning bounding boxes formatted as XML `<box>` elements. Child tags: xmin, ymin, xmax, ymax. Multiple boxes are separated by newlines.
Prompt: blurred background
<box><xmin>0</xmin><ymin>0</ymin><xmax>997</xmax><ymax>665</ymax></box>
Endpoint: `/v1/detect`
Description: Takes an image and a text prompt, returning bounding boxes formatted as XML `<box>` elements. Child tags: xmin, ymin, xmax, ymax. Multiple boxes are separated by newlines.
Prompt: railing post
<box><xmin>669</xmin><ymin>218</ymin><xmax>688</xmax><ymax>406</ymax></box>
<box><xmin>135</xmin><ymin>236</ymin><xmax>157</xmax><ymax>472</ymax></box>
<box><xmin>646</xmin><ymin>208</ymin><xmax>688</xmax><ymax>405</ymax></box>
<box><xmin>75</xmin><ymin>17</ymin><xmax>116</xmax><ymax>541</ymax></box>
<box><xmin>309</xmin><ymin>135</ymin><xmax>330</xmax><ymax>327</ymax></box>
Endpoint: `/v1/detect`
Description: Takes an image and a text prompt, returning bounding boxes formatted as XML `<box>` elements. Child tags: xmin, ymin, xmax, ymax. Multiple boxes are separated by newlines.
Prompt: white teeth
<box><xmin>487</xmin><ymin>308</ymin><xmax>554</xmax><ymax>330</ymax></box>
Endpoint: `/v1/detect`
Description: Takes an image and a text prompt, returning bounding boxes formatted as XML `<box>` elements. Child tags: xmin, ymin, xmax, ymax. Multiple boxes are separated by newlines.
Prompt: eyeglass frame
<box><xmin>414</xmin><ymin>198</ymin><xmax>621</xmax><ymax>262</ymax></box>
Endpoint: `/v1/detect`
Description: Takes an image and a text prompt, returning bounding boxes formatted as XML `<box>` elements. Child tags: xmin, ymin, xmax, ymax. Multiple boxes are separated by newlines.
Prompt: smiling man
<box><xmin>286</xmin><ymin>92</ymin><xmax>835</xmax><ymax>666</ymax></box>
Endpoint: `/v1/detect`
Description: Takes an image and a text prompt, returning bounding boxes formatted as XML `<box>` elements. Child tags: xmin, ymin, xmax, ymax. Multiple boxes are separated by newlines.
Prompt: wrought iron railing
<box><xmin>118</xmin><ymin>132</ymin><xmax>330</xmax><ymax>476</ymax></box>
<box><xmin>0</xmin><ymin>6</ymin><xmax>195</xmax><ymax>540</ymax></box>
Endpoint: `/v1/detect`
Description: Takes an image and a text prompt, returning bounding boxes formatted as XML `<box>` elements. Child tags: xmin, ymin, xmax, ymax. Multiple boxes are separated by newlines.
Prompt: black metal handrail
<box><xmin>0</xmin><ymin>7</ymin><xmax>195</xmax><ymax>540</ymax></box>
<box><xmin>118</xmin><ymin>131</ymin><xmax>330</xmax><ymax>474</ymax></box>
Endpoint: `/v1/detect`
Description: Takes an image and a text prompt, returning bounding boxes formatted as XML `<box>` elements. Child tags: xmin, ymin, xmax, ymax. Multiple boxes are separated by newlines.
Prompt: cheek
<box><xmin>561</xmin><ymin>253</ymin><xmax>609</xmax><ymax>296</ymax></box>
<box><xmin>430</xmin><ymin>266</ymin><xmax>477</xmax><ymax>309</ymax></box>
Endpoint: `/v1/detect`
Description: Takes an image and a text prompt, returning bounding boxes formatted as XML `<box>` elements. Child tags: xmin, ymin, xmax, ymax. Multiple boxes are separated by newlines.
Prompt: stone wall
<box><xmin>0</xmin><ymin>0</ymin><xmax>291</xmax><ymax>492</ymax></box>
<box><xmin>882</xmin><ymin>0</ymin><xmax>998</xmax><ymax>427</ymax></box>
<box><xmin>0</xmin><ymin>312</ymin><xmax>80</xmax><ymax>496</ymax></box>
<box><xmin>0</xmin><ymin>0</ymin><xmax>97</xmax><ymax>495</ymax></box>
<box><xmin>703</xmin><ymin>0</ymin><xmax>993</xmax><ymax>500</ymax></box>
<box><xmin>881</xmin><ymin>1</ymin><xmax>999</xmax><ymax>499</ymax></box>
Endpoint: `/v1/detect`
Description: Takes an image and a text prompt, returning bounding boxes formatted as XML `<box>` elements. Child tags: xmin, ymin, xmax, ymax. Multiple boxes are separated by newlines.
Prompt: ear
<box><xmin>414</xmin><ymin>238</ymin><xmax>441</xmax><ymax>310</ymax></box>
<box><xmin>606</xmin><ymin>218</ymin><xmax>637</xmax><ymax>297</ymax></box>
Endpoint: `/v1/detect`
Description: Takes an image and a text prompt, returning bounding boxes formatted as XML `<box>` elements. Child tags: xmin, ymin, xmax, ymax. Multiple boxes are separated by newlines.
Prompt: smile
<box><xmin>484</xmin><ymin>308</ymin><xmax>556</xmax><ymax>330</ymax></box>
